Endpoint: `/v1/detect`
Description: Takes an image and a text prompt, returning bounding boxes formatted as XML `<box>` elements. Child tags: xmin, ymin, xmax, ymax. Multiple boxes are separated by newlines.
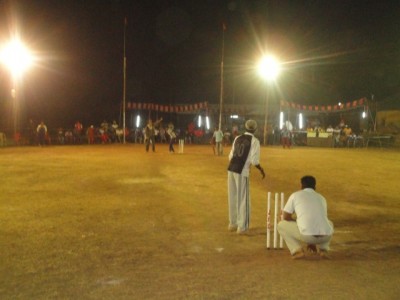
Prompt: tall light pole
<box><xmin>218</xmin><ymin>23</ymin><xmax>226</xmax><ymax>131</ymax></box>
<box><xmin>258</xmin><ymin>55</ymin><xmax>281</xmax><ymax>145</ymax></box>
<box><xmin>122</xmin><ymin>17</ymin><xmax>127</xmax><ymax>144</ymax></box>
<box><xmin>1</xmin><ymin>38</ymin><xmax>34</xmax><ymax>138</ymax></box>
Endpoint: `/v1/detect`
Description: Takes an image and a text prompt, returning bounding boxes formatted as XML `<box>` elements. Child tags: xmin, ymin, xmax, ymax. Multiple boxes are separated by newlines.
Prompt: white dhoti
<box><xmin>228</xmin><ymin>171</ymin><xmax>250</xmax><ymax>232</ymax></box>
<box><xmin>277</xmin><ymin>220</ymin><xmax>334</xmax><ymax>254</ymax></box>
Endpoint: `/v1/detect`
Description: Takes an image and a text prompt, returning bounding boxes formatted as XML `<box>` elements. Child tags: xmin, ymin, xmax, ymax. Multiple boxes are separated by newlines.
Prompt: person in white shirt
<box><xmin>213</xmin><ymin>127</ymin><xmax>224</xmax><ymax>156</ymax></box>
<box><xmin>227</xmin><ymin>120</ymin><xmax>265</xmax><ymax>234</ymax></box>
<box><xmin>278</xmin><ymin>175</ymin><xmax>334</xmax><ymax>259</ymax></box>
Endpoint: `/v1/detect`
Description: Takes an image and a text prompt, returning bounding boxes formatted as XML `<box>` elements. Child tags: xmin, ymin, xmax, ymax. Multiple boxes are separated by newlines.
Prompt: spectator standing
<box><xmin>144</xmin><ymin>118</ymin><xmax>162</xmax><ymax>152</ymax></box>
<box><xmin>281</xmin><ymin>125</ymin><xmax>291</xmax><ymax>149</ymax></box>
<box><xmin>37</xmin><ymin>121</ymin><xmax>47</xmax><ymax>146</ymax></box>
<box><xmin>213</xmin><ymin>127</ymin><xmax>224</xmax><ymax>156</ymax></box>
<box><xmin>57</xmin><ymin>128</ymin><xmax>64</xmax><ymax>145</ymax></box>
<box><xmin>223</xmin><ymin>128</ymin><xmax>231</xmax><ymax>146</ymax></box>
<box><xmin>167</xmin><ymin>123</ymin><xmax>176</xmax><ymax>153</ymax></box>
<box><xmin>87</xmin><ymin>125</ymin><xmax>95</xmax><ymax>144</ymax></box>
<box><xmin>74</xmin><ymin>121</ymin><xmax>83</xmax><ymax>144</ymax></box>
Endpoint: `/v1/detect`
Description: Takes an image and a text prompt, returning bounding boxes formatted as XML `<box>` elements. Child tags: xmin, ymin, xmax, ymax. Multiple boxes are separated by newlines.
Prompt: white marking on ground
<box><xmin>119</xmin><ymin>178</ymin><xmax>164</xmax><ymax>184</ymax></box>
<box><xmin>97</xmin><ymin>278</ymin><xmax>125</xmax><ymax>286</ymax></box>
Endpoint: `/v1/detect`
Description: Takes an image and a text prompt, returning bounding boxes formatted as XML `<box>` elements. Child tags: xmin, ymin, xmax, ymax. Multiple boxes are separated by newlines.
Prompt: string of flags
<box><xmin>126</xmin><ymin>97</ymin><xmax>367</xmax><ymax>114</ymax></box>
<box><xmin>126</xmin><ymin>101</ymin><xmax>208</xmax><ymax>113</ymax></box>
<box><xmin>280</xmin><ymin>97</ymin><xmax>366</xmax><ymax>112</ymax></box>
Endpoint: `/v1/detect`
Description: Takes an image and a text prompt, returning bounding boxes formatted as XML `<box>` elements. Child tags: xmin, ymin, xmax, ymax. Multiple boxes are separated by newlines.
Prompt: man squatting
<box><xmin>278</xmin><ymin>175</ymin><xmax>334</xmax><ymax>259</ymax></box>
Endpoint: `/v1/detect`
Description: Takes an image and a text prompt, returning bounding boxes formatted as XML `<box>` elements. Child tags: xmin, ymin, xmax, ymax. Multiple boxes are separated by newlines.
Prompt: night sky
<box><xmin>0</xmin><ymin>0</ymin><xmax>399</xmax><ymax>130</ymax></box>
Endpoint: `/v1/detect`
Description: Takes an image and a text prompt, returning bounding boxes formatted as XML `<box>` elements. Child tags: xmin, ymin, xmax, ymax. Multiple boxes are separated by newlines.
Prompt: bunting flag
<box><xmin>280</xmin><ymin>97</ymin><xmax>366</xmax><ymax>112</ymax></box>
<box><xmin>208</xmin><ymin>105</ymin><xmax>248</xmax><ymax>115</ymax></box>
<box><xmin>126</xmin><ymin>101</ymin><xmax>208</xmax><ymax>113</ymax></box>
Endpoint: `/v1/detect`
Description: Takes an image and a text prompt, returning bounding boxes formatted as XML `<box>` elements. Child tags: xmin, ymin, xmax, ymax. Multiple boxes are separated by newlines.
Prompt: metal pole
<box><xmin>218</xmin><ymin>23</ymin><xmax>226</xmax><ymax>131</ymax></box>
<box><xmin>12</xmin><ymin>88</ymin><xmax>17</xmax><ymax>139</ymax></box>
<box><xmin>11</xmin><ymin>77</ymin><xmax>17</xmax><ymax>140</ymax></box>
<box><xmin>263</xmin><ymin>87</ymin><xmax>269</xmax><ymax>146</ymax></box>
<box><xmin>123</xmin><ymin>17</ymin><xmax>127</xmax><ymax>144</ymax></box>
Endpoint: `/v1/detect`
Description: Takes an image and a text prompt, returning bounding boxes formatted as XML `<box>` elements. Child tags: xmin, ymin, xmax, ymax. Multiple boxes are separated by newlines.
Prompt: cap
<box><xmin>245</xmin><ymin>119</ymin><xmax>257</xmax><ymax>131</ymax></box>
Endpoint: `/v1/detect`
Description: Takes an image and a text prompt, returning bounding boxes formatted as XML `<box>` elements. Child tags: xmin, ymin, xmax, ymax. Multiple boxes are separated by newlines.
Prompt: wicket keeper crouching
<box><xmin>227</xmin><ymin>120</ymin><xmax>265</xmax><ymax>235</ymax></box>
<box><xmin>278</xmin><ymin>175</ymin><xmax>334</xmax><ymax>259</ymax></box>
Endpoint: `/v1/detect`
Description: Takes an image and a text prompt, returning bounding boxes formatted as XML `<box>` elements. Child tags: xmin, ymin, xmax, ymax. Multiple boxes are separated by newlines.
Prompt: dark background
<box><xmin>0</xmin><ymin>0</ymin><xmax>399</xmax><ymax>130</ymax></box>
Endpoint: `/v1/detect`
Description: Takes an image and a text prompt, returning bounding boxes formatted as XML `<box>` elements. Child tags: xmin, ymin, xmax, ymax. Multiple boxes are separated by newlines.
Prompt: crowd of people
<box><xmin>4</xmin><ymin>116</ymin><xmax>364</xmax><ymax>150</ymax></box>
<box><xmin>8</xmin><ymin>119</ymin><xmax>231</xmax><ymax>148</ymax></box>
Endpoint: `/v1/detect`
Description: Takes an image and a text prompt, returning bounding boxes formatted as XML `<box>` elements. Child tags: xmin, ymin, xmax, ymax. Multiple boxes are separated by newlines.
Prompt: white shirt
<box><xmin>213</xmin><ymin>130</ymin><xmax>224</xmax><ymax>143</ymax></box>
<box><xmin>167</xmin><ymin>127</ymin><xmax>176</xmax><ymax>139</ymax></box>
<box><xmin>284</xmin><ymin>188</ymin><xmax>334</xmax><ymax>236</ymax></box>
<box><xmin>228</xmin><ymin>132</ymin><xmax>261</xmax><ymax>177</ymax></box>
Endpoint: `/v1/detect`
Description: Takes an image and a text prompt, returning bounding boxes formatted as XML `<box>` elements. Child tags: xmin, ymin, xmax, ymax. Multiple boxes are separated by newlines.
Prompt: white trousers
<box><xmin>228</xmin><ymin>171</ymin><xmax>250</xmax><ymax>231</ymax></box>
<box><xmin>277</xmin><ymin>220</ymin><xmax>334</xmax><ymax>254</ymax></box>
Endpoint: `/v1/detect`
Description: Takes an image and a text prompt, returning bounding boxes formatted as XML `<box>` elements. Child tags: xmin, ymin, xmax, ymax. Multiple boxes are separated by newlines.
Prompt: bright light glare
<box><xmin>258</xmin><ymin>55</ymin><xmax>281</xmax><ymax>81</ymax></box>
<box><xmin>136</xmin><ymin>115</ymin><xmax>141</xmax><ymax>128</ymax></box>
<box><xmin>0</xmin><ymin>39</ymin><xmax>34</xmax><ymax>78</ymax></box>
<box><xmin>198</xmin><ymin>116</ymin><xmax>202</xmax><ymax>128</ymax></box>
<box><xmin>279</xmin><ymin>111</ymin><xmax>284</xmax><ymax>129</ymax></box>
<box><xmin>205</xmin><ymin>116</ymin><xmax>210</xmax><ymax>130</ymax></box>
<box><xmin>230</xmin><ymin>115</ymin><xmax>239</xmax><ymax>119</ymax></box>
<box><xmin>362</xmin><ymin>111</ymin><xmax>366</xmax><ymax>119</ymax></box>
<box><xmin>299</xmin><ymin>113</ymin><xmax>303</xmax><ymax>129</ymax></box>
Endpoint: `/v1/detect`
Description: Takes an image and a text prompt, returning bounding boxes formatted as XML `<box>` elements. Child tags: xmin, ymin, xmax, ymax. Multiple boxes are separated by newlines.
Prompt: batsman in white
<box><xmin>277</xmin><ymin>175</ymin><xmax>334</xmax><ymax>259</ymax></box>
<box><xmin>227</xmin><ymin>119</ymin><xmax>265</xmax><ymax>234</ymax></box>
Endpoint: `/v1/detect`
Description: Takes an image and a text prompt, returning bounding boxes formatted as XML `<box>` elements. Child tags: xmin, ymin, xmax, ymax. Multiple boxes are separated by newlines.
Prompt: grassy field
<box><xmin>1</xmin><ymin>144</ymin><xmax>400</xmax><ymax>299</ymax></box>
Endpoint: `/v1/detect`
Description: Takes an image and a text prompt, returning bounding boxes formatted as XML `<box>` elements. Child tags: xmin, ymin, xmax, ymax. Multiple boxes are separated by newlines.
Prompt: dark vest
<box><xmin>227</xmin><ymin>134</ymin><xmax>252</xmax><ymax>174</ymax></box>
